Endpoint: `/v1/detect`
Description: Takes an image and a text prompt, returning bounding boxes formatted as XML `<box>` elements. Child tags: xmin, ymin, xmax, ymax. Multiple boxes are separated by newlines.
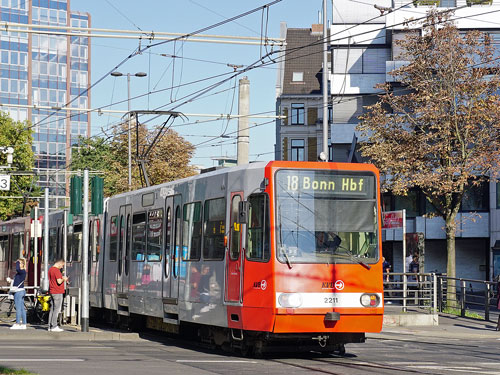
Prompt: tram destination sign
<box><xmin>276</xmin><ymin>170</ymin><xmax>374</xmax><ymax>199</ymax></box>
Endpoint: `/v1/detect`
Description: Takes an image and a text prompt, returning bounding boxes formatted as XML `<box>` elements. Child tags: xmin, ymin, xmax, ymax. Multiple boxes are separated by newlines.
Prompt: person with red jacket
<box><xmin>48</xmin><ymin>258</ymin><xmax>68</xmax><ymax>332</ymax></box>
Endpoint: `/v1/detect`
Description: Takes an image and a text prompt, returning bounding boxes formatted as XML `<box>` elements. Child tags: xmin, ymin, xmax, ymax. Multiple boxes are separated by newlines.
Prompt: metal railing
<box><xmin>435</xmin><ymin>276</ymin><xmax>499</xmax><ymax>321</ymax></box>
<box><xmin>384</xmin><ymin>272</ymin><xmax>437</xmax><ymax>313</ymax></box>
<box><xmin>384</xmin><ymin>273</ymin><xmax>500</xmax><ymax>321</ymax></box>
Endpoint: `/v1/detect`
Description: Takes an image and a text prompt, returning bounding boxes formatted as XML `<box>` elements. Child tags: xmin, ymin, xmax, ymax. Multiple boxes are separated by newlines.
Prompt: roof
<box><xmin>281</xmin><ymin>27</ymin><xmax>324</xmax><ymax>95</ymax></box>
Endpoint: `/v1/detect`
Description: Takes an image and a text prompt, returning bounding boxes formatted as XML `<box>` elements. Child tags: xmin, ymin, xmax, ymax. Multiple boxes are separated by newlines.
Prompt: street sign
<box><xmin>0</xmin><ymin>174</ymin><xmax>10</xmax><ymax>191</ymax></box>
<box><xmin>30</xmin><ymin>219</ymin><xmax>42</xmax><ymax>238</ymax></box>
<box><xmin>382</xmin><ymin>210</ymin><xmax>404</xmax><ymax>229</ymax></box>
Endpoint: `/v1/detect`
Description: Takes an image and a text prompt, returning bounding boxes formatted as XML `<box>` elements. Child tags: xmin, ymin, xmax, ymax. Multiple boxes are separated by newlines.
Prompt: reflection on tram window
<box><xmin>183</xmin><ymin>202</ymin><xmax>202</xmax><ymax>261</ymax></box>
<box><xmin>147</xmin><ymin>209</ymin><xmax>163</xmax><ymax>261</ymax></box>
<box><xmin>203</xmin><ymin>197</ymin><xmax>226</xmax><ymax>260</ymax></box>
<box><xmin>246</xmin><ymin>193</ymin><xmax>270</xmax><ymax>262</ymax></box>
<box><xmin>132</xmin><ymin>212</ymin><xmax>146</xmax><ymax>261</ymax></box>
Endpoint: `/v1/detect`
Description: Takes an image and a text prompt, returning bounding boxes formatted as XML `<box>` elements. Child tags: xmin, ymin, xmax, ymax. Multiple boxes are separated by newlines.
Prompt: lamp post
<box><xmin>110</xmin><ymin>71</ymin><xmax>147</xmax><ymax>190</ymax></box>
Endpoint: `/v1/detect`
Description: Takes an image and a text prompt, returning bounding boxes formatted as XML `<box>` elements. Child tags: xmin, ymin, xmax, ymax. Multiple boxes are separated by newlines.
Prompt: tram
<box><xmin>0</xmin><ymin>161</ymin><xmax>384</xmax><ymax>354</ymax></box>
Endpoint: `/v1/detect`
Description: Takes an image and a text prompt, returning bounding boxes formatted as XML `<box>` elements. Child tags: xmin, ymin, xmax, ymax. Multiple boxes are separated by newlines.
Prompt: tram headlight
<box><xmin>360</xmin><ymin>293</ymin><xmax>380</xmax><ymax>308</ymax></box>
<box><xmin>278</xmin><ymin>293</ymin><xmax>303</xmax><ymax>308</ymax></box>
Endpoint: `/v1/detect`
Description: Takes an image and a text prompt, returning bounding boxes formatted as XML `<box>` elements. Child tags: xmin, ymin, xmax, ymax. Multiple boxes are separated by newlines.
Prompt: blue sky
<box><xmin>71</xmin><ymin>0</ymin><xmax>323</xmax><ymax>168</ymax></box>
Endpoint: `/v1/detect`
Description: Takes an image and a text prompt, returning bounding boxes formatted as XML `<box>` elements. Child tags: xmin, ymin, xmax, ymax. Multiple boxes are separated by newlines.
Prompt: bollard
<box><xmin>460</xmin><ymin>280</ymin><xmax>466</xmax><ymax>318</ymax></box>
<box><xmin>485</xmin><ymin>283</ymin><xmax>490</xmax><ymax>322</ymax></box>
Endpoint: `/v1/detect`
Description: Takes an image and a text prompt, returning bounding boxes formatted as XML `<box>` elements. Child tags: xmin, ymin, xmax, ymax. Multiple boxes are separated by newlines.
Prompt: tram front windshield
<box><xmin>275</xmin><ymin>169</ymin><xmax>378</xmax><ymax>265</ymax></box>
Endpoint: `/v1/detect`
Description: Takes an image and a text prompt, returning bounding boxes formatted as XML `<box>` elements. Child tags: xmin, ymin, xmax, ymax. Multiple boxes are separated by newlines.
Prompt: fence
<box><xmin>384</xmin><ymin>273</ymin><xmax>500</xmax><ymax>322</ymax></box>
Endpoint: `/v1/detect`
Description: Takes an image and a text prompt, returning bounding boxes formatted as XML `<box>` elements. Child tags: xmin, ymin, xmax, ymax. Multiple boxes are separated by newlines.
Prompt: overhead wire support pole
<box><xmin>81</xmin><ymin>169</ymin><xmax>89</xmax><ymax>332</ymax></box>
<box><xmin>42</xmin><ymin>188</ymin><xmax>49</xmax><ymax>293</ymax></box>
<box><xmin>321</xmin><ymin>0</ymin><xmax>329</xmax><ymax>161</ymax></box>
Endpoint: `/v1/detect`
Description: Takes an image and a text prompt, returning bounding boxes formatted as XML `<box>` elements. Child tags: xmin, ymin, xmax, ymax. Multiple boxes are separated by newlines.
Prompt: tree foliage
<box><xmin>71</xmin><ymin>123</ymin><xmax>196</xmax><ymax>196</ymax></box>
<box><xmin>0</xmin><ymin>112</ymin><xmax>38</xmax><ymax>220</ymax></box>
<box><xmin>358</xmin><ymin>13</ymin><xmax>500</xmax><ymax>287</ymax></box>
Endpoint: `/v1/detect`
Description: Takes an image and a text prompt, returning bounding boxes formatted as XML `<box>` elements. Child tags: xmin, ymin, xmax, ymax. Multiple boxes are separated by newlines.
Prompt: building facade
<box><xmin>0</xmin><ymin>0</ymin><xmax>90</xmax><ymax>209</ymax></box>
<box><xmin>275</xmin><ymin>0</ymin><xmax>500</xmax><ymax>280</ymax></box>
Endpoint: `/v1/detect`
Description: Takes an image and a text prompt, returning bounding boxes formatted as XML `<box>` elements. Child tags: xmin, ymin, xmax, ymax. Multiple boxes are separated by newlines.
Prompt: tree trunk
<box><xmin>445</xmin><ymin>214</ymin><xmax>457</xmax><ymax>308</ymax></box>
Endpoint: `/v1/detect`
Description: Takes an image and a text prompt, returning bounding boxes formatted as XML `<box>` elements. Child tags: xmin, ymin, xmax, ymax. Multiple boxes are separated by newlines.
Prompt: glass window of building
<box><xmin>497</xmin><ymin>182</ymin><xmax>500</xmax><ymax>209</ymax></box>
<box><xmin>291</xmin><ymin>103</ymin><xmax>305</xmax><ymax>125</ymax></box>
<box><xmin>291</xmin><ymin>139</ymin><xmax>305</xmax><ymax>161</ymax></box>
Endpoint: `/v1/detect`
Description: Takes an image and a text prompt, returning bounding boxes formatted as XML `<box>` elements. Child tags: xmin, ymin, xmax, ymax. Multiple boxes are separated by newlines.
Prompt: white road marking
<box><xmin>0</xmin><ymin>359</ymin><xmax>84</xmax><ymax>362</ymax></box>
<box><xmin>407</xmin><ymin>365</ymin><xmax>500</xmax><ymax>374</ymax></box>
<box><xmin>176</xmin><ymin>360</ymin><xmax>257</xmax><ymax>364</ymax></box>
<box><xmin>2</xmin><ymin>346</ymin><xmax>113</xmax><ymax>350</ymax></box>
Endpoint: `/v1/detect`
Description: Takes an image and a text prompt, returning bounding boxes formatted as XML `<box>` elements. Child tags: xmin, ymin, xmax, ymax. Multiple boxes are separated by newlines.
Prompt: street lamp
<box><xmin>110</xmin><ymin>71</ymin><xmax>147</xmax><ymax>190</ymax></box>
<box><xmin>0</xmin><ymin>146</ymin><xmax>14</xmax><ymax>168</ymax></box>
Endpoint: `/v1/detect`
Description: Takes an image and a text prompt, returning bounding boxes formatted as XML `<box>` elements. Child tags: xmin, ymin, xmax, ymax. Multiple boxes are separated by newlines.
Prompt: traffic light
<box><xmin>91</xmin><ymin>176</ymin><xmax>104</xmax><ymax>215</ymax></box>
<box><xmin>70</xmin><ymin>175</ymin><xmax>82</xmax><ymax>215</ymax></box>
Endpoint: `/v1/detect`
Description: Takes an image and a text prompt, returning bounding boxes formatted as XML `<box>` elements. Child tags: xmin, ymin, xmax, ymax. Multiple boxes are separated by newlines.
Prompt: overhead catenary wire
<box><xmin>25</xmin><ymin>0</ymin><xmax>500</xmax><ymax>182</ymax></box>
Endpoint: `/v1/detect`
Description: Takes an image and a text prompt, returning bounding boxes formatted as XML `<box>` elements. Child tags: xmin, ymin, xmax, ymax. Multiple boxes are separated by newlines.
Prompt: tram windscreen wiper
<box><xmin>335</xmin><ymin>250</ymin><xmax>371</xmax><ymax>270</ymax></box>
<box><xmin>334</xmin><ymin>240</ymin><xmax>371</xmax><ymax>270</ymax></box>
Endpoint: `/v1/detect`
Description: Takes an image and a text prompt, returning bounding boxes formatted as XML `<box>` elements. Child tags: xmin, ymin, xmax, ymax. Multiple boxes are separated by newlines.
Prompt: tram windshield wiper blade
<box><xmin>281</xmin><ymin>248</ymin><xmax>293</xmax><ymax>269</ymax></box>
<box><xmin>335</xmin><ymin>247</ymin><xmax>371</xmax><ymax>270</ymax></box>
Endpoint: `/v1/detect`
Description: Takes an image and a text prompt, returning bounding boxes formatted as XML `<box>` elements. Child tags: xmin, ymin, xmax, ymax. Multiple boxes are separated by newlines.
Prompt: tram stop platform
<box><xmin>383</xmin><ymin>305</ymin><xmax>439</xmax><ymax>327</ymax></box>
<box><xmin>0</xmin><ymin>321</ymin><xmax>142</xmax><ymax>341</ymax></box>
<box><xmin>375</xmin><ymin>312</ymin><xmax>500</xmax><ymax>341</ymax></box>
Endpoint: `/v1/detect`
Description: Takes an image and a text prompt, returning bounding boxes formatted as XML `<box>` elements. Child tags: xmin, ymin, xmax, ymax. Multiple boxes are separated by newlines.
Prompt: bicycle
<box><xmin>0</xmin><ymin>292</ymin><xmax>32</xmax><ymax>324</ymax></box>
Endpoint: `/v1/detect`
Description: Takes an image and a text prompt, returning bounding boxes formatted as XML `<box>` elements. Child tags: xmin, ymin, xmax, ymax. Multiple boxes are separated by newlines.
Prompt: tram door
<box><xmin>117</xmin><ymin>204</ymin><xmax>131</xmax><ymax>295</ymax></box>
<box><xmin>163</xmin><ymin>195</ymin><xmax>181</xmax><ymax>301</ymax></box>
<box><xmin>226</xmin><ymin>192</ymin><xmax>243</xmax><ymax>302</ymax></box>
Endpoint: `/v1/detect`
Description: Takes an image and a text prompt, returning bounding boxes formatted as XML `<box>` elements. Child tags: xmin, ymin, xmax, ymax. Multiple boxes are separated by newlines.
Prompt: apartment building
<box><xmin>275</xmin><ymin>0</ymin><xmax>500</xmax><ymax>280</ymax></box>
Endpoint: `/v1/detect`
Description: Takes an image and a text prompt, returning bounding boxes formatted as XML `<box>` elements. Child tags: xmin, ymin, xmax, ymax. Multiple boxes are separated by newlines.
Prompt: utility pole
<box><xmin>237</xmin><ymin>77</ymin><xmax>250</xmax><ymax>165</ymax></box>
<box><xmin>41</xmin><ymin>188</ymin><xmax>49</xmax><ymax>293</ymax></box>
<box><xmin>110</xmin><ymin>71</ymin><xmax>147</xmax><ymax>190</ymax></box>
<box><xmin>321</xmin><ymin>0</ymin><xmax>329</xmax><ymax>161</ymax></box>
<box><xmin>33</xmin><ymin>205</ymin><xmax>38</xmax><ymax>288</ymax></box>
<box><xmin>81</xmin><ymin>169</ymin><xmax>89</xmax><ymax>332</ymax></box>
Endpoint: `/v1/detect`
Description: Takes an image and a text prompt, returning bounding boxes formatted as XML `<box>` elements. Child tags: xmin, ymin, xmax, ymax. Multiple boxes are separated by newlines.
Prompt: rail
<box><xmin>0</xmin><ymin>285</ymin><xmax>40</xmax><ymax>298</ymax></box>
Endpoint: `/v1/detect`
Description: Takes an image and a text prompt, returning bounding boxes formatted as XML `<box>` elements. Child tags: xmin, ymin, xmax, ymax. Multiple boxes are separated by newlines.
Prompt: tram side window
<box><xmin>183</xmin><ymin>202</ymin><xmax>202</xmax><ymax>261</ymax></box>
<box><xmin>0</xmin><ymin>235</ymin><xmax>7</xmax><ymax>261</ymax></box>
<box><xmin>72</xmin><ymin>224</ymin><xmax>82</xmax><ymax>262</ymax></box>
<box><xmin>92</xmin><ymin>219</ymin><xmax>99</xmax><ymax>262</ymax></box>
<box><xmin>246</xmin><ymin>194</ymin><xmax>270</xmax><ymax>262</ymax></box>
<box><xmin>203</xmin><ymin>197</ymin><xmax>226</xmax><ymax>260</ymax></box>
<box><xmin>49</xmin><ymin>228</ymin><xmax>57</xmax><ymax>263</ymax></box>
<box><xmin>132</xmin><ymin>212</ymin><xmax>146</xmax><ymax>261</ymax></box>
<box><xmin>67</xmin><ymin>226</ymin><xmax>73</xmax><ymax>262</ymax></box>
<box><xmin>147</xmin><ymin>209</ymin><xmax>163</xmax><ymax>261</ymax></box>
<box><xmin>109</xmin><ymin>216</ymin><xmax>118</xmax><ymax>261</ymax></box>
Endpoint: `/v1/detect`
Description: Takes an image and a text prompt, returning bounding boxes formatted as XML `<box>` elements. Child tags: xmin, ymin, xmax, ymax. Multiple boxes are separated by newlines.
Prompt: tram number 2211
<box><xmin>324</xmin><ymin>297</ymin><xmax>339</xmax><ymax>305</ymax></box>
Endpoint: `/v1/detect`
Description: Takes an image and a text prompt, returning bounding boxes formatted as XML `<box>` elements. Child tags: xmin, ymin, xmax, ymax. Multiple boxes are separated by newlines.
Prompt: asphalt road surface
<box><xmin>1</xmin><ymin>331</ymin><xmax>500</xmax><ymax>375</ymax></box>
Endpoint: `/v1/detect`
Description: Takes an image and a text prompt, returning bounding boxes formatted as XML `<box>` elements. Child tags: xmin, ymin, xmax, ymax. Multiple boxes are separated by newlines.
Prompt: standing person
<box><xmin>382</xmin><ymin>257</ymin><xmax>392</xmax><ymax>302</ymax></box>
<box><xmin>10</xmin><ymin>258</ymin><xmax>27</xmax><ymax>330</ymax></box>
<box><xmin>48</xmin><ymin>258</ymin><xmax>68</xmax><ymax>332</ymax></box>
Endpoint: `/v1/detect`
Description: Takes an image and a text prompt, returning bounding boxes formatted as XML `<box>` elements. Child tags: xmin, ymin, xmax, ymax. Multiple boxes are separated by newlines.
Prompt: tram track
<box><xmin>270</xmin><ymin>356</ymin><xmax>440</xmax><ymax>375</ymax></box>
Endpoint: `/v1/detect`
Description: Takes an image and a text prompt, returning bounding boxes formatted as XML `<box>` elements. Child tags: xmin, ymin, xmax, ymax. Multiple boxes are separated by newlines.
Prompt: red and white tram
<box><xmin>1</xmin><ymin>161</ymin><xmax>384</xmax><ymax>354</ymax></box>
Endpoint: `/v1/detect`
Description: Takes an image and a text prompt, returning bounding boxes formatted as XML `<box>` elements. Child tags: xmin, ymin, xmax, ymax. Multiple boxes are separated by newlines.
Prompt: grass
<box><xmin>0</xmin><ymin>367</ymin><xmax>35</xmax><ymax>375</ymax></box>
<box><xmin>442</xmin><ymin>307</ymin><xmax>485</xmax><ymax>320</ymax></box>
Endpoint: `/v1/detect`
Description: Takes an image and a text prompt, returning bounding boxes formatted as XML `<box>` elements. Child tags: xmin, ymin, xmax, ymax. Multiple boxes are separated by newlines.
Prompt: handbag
<box><xmin>8</xmin><ymin>280</ymin><xmax>24</xmax><ymax>295</ymax></box>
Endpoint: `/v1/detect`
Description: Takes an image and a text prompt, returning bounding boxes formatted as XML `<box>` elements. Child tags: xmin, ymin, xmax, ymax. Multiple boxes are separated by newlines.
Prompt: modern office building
<box><xmin>0</xmin><ymin>0</ymin><xmax>90</xmax><ymax>209</ymax></box>
<box><xmin>275</xmin><ymin>0</ymin><xmax>500</xmax><ymax>280</ymax></box>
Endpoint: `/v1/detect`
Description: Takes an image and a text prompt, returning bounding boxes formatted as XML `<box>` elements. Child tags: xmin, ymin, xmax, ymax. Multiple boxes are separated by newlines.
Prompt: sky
<box><xmin>70</xmin><ymin>0</ymin><xmax>325</xmax><ymax>168</ymax></box>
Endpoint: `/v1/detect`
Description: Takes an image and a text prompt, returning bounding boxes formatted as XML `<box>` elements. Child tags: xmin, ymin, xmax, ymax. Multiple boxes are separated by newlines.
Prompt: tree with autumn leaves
<box><xmin>71</xmin><ymin>122</ymin><xmax>196</xmax><ymax>196</ymax></box>
<box><xmin>358</xmin><ymin>12</ymin><xmax>500</xmax><ymax>300</ymax></box>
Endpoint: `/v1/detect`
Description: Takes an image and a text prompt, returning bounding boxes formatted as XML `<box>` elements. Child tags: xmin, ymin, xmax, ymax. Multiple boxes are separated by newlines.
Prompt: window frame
<box><xmin>182</xmin><ymin>201</ymin><xmax>202</xmax><ymax>261</ymax></box>
<box><xmin>290</xmin><ymin>103</ymin><xmax>305</xmax><ymax>125</ymax></box>
<box><xmin>203</xmin><ymin>197</ymin><xmax>226</xmax><ymax>261</ymax></box>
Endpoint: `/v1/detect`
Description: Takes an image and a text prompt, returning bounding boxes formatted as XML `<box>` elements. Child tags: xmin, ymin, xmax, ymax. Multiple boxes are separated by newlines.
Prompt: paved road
<box><xmin>0</xmin><ymin>315</ymin><xmax>499</xmax><ymax>375</ymax></box>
